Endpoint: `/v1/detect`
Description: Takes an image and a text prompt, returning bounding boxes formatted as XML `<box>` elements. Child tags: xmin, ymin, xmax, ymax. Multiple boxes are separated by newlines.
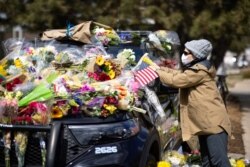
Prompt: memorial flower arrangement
<box><xmin>0</xmin><ymin>23</ymin><xmax>178</xmax><ymax>167</ymax></box>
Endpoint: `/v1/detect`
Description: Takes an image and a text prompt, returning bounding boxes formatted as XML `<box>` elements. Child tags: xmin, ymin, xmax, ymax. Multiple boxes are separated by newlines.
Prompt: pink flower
<box><xmin>79</xmin><ymin>84</ymin><xmax>95</xmax><ymax>93</ymax></box>
<box><xmin>29</xmin><ymin>102</ymin><xmax>47</xmax><ymax>113</ymax></box>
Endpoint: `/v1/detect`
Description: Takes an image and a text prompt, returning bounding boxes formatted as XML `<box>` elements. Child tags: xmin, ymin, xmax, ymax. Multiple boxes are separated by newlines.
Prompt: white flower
<box><xmin>45</xmin><ymin>45</ymin><xmax>58</xmax><ymax>55</ymax></box>
<box><xmin>168</xmin><ymin>156</ymin><xmax>181</xmax><ymax>165</ymax></box>
<box><xmin>130</xmin><ymin>54</ymin><xmax>136</xmax><ymax>61</ymax></box>
<box><xmin>94</xmin><ymin>27</ymin><xmax>106</xmax><ymax>34</ymax></box>
<box><xmin>173</xmin><ymin>120</ymin><xmax>179</xmax><ymax>126</ymax></box>
<box><xmin>117</xmin><ymin>49</ymin><xmax>135</xmax><ymax>63</ymax></box>
<box><xmin>7</xmin><ymin>65</ymin><xmax>20</xmax><ymax>75</ymax></box>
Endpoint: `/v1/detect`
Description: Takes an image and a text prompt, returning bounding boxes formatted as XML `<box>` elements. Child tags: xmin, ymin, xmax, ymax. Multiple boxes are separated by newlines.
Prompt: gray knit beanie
<box><xmin>184</xmin><ymin>39</ymin><xmax>213</xmax><ymax>59</ymax></box>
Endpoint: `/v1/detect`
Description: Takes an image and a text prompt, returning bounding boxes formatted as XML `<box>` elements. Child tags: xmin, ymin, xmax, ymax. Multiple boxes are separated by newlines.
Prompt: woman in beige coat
<box><xmin>151</xmin><ymin>39</ymin><xmax>231</xmax><ymax>167</ymax></box>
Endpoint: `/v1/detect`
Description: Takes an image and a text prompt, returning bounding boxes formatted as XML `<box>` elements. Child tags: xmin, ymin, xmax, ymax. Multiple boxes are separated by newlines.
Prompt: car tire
<box><xmin>138</xmin><ymin>129</ymin><xmax>160</xmax><ymax>167</ymax></box>
<box><xmin>145</xmin><ymin>154</ymin><xmax>157</xmax><ymax>167</ymax></box>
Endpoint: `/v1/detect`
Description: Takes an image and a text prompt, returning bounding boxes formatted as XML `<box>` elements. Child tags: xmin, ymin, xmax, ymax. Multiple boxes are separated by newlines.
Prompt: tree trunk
<box><xmin>212</xmin><ymin>39</ymin><xmax>230</xmax><ymax>69</ymax></box>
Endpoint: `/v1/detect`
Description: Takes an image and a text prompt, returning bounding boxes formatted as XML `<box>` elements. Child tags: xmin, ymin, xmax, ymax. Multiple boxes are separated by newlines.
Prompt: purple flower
<box><xmin>86</xmin><ymin>97</ymin><xmax>105</xmax><ymax>108</ymax></box>
<box><xmin>79</xmin><ymin>84</ymin><xmax>95</xmax><ymax>93</ymax></box>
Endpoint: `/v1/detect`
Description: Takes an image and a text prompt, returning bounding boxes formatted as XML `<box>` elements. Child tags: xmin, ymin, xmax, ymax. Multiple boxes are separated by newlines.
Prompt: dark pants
<box><xmin>198</xmin><ymin>131</ymin><xmax>231</xmax><ymax>167</ymax></box>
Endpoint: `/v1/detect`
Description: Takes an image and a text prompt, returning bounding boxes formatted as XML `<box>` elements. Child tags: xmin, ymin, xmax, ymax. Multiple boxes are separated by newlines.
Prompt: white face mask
<box><xmin>181</xmin><ymin>53</ymin><xmax>192</xmax><ymax>65</ymax></box>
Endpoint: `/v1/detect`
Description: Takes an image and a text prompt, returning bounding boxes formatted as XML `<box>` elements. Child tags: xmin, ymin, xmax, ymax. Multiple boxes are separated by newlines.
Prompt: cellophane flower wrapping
<box><xmin>0</xmin><ymin>39</ymin><xmax>25</xmax><ymax>86</ymax></box>
<box><xmin>18</xmin><ymin>82</ymin><xmax>54</xmax><ymax>107</ymax></box>
<box><xmin>14</xmin><ymin>131</ymin><xmax>28</xmax><ymax>167</ymax></box>
<box><xmin>38</xmin><ymin>133</ymin><xmax>47</xmax><ymax>167</ymax></box>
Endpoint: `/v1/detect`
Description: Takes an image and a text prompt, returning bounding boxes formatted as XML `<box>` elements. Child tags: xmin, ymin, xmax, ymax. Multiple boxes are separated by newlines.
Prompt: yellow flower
<box><xmin>51</xmin><ymin>106</ymin><xmax>64</xmax><ymax>119</ymax></box>
<box><xmin>96</xmin><ymin>55</ymin><xmax>105</xmax><ymax>66</ymax></box>
<box><xmin>236</xmin><ymin>159</ymin><xmax>245</xmax><ymax>167</ymax></box>
<box><xmin>103</xmin><ymin>104</ymin><xmax>117</xmax><ymax>114</ymax></box>
<box><xmin>157</xmin><ymin>161</ymin><xmax>171</xmax><ymax>167</ymax></box>
<box><xmin>104</xmin><ymin>60</ymin><xmax>112</xmax><ymax>69</ymax></box>
<box><xmin>0</xmin><ymin>65</ymin><xmax>7</xmax><ymax>76</ymax></box>
<box><xmin>107</xmin><ymin>70</ymin><xmax>116</xmax><ymax>79</ymax></box>
<box><xmin>14</xmin><ymin>58</ymin><xmax>24</xmax><ymax>69</ymax></box>
<box><xmin>106</xmin><ymin>30</ymin><xmax>112</xmax><ymax>34</ymax></box>
<box><xmin>230</xmin><ymin>158</ymin><xmax>237</xmax><ymax>167</ymax></box>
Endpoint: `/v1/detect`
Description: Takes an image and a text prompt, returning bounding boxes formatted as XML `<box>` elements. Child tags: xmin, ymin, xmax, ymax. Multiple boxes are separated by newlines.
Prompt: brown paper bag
<box><xmin>41</xmin><ymin>21</ymin><xmax>112</xmax><ymax>44</ymax></box>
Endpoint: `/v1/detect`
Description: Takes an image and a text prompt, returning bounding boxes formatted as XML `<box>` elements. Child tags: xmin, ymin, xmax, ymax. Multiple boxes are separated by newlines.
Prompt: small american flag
<box><xmin>134</xmin><ymin>66</ymin><xmax>158</xmax><ymax>87</ymax></box>
<box><xmin>132</xmin><ymin>53</ymin><xmax>159</xmax><ymax>87</ymax></box>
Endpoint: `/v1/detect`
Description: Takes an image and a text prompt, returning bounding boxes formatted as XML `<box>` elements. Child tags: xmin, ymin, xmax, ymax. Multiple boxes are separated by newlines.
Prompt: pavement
<box><xmin>229</xmin><ymin>79</ymin><xmax>250</xmax><ymax>160</ymax></box>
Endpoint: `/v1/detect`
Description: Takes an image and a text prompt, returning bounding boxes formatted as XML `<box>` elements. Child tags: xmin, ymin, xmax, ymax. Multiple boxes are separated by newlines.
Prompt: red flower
<box><xmin>71</xmin><ymin>106</ymin><xmax>80</xmax><ymax>115</ymax></box>
<box><xmin>12</xmin><ymin>78</ymin><xmax>22</xmax><ymax>85</ymax></box>
<box><xmin>88</xmin><ymin>72</ymin><xmax>99</xmax><ymax>80</ymax></box>
<box><xmin>13</xmin><ymin>115</ymin><xmax>32</xmax><ymax>124</ymax></box>
<box><xmin>29</xmin><ymin>102</ymin><xmax>47</xmax><ymax>113</ymax></box>
<box><xmin>5</xmin><ymin>82</ymin><xmax>13</xmax><ymax>91</ymax></box>
<box><xmin>5</xmin><ymin>78</ymin><xmax>23</xmax><ymax>91</ymax></box>
<box><xmin>98</xmin><ymin>73</ymin><xmax>110</xmax><ymax>81</ymax></box>
<box><xmin>104</xmin><ymin>96</ymin><xmax>118</xmax><ymax>104</ymax></box>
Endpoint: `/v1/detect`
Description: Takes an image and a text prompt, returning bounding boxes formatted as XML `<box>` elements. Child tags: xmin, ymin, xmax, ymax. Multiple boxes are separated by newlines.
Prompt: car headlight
<box><xmin>68</xmin><ymin>119</ymin><xmax>140</xmax><ymax>146</ymax></box>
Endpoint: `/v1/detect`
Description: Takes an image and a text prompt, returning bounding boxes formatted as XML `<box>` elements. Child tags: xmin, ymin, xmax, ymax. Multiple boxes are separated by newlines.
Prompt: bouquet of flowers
<box><xmin>14</xmin><ymin>132</ymin><xmax>28</xmax><ymax>167</ymax></box>
<box><xmin>116</xmin><ymin>49</ymin><xmax>136</xmax><ymax>68</ymax></box>
<box><xmin>0</xmin><ymin>92</ymin><xmax>20</xmax><ymax>167</ymax></box>
<box><xmin>92</xmin><ymin>26</ymin><xmax>121</xmax><ymax>46</ymax></box>
<box><xmin>88</xmin><ymin>55</ymin><xmax>121</xmax><ymax>81</ymax></box>
<box><xmin>164</xmin><ymin>151</ymin><xmax>187</xmax><ymax>166</ymax></box>
<box><xmin>0</xmin><ymin>98</ymin><xmax>18</xmax><ymax>167</ymax></box>
<box><xmin>229</xmin><ymin>157</ymin><xmax>250</xmax><ymax>167</ymax></box>
<box><xmin>77</xmin><ymin>83</ymin><xmax>119</xmax><ymax>117</ymax></box>
<box><xmin>0</xmin><ymin>56</ymin><xmax>27</xmax><ymax>89</ymax></box>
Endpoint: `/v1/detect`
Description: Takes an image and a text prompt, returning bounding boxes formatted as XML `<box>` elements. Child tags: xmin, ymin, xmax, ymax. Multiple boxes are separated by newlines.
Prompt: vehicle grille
<box><xmin>63</xmin><ymin>126</ymin><xmax>90</xmax><ymax>164</ymax></box>
<box><xmin>0</xmin><ymin>126</ymin><xmax>90</xmax><ymax>167</ymax></box>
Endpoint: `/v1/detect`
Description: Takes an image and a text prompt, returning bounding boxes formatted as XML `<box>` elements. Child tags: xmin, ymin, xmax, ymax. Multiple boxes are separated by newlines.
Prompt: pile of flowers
<box><xmin>0</xmin><ymin>27</ymin><xmax>179</xmax><ymax>167</ymax></box>
<box><xmin>158</xmin><ymin>150</ymin><xmax>202</xmax><ymax>167</ymax></box>
<box><xmin>0</xmin><ymin>38</ymin><xmax>141</xmax><ymax>121</ymax></box>
<box><xmin>0</xmin><ymin>37</ymin><xmax>140</xmax><ymax>166</ymax></box>
<box><xmin>157</xmin><ymin>151</ymin><xmax>250</xmax><ymax>167</ymax></box>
